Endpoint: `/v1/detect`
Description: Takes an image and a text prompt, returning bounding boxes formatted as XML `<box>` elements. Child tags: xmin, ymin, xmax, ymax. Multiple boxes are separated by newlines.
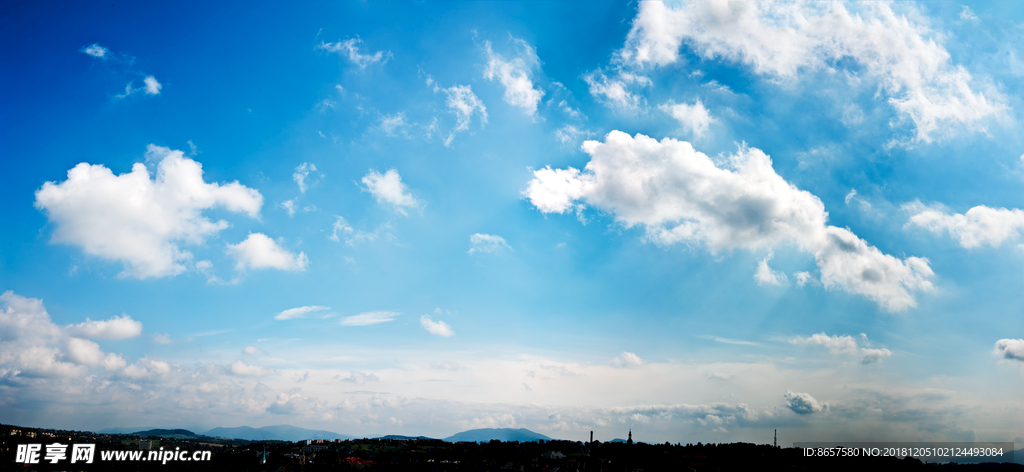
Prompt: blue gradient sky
<box><xmin>1</xmin><ymin>0</ymin><xmax>1022</xmax><ymax>444</ymax></box>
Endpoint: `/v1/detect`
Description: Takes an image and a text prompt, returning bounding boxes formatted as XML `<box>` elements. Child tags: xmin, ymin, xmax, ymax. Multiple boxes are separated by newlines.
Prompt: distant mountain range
<box><xmin>443</xmin><ymin>428</ymin><xmax>553</xmax><ymax>443</ymax></box>
<box><xmin>204</xmin><ymin>425</ymin><xmax>353</xmax><ymax>441</ymax></box>
<box><xmin>96</xmin><ymin>425</ymin><xmax>555</xmax><ymax>443</ymax></box>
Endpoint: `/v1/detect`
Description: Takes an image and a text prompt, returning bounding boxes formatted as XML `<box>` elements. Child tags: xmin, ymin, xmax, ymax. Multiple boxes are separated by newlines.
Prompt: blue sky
<box><xmin>1</xmin><ymin>0</ymin><xmax>1022</xmax><ymax>444</ymax></box>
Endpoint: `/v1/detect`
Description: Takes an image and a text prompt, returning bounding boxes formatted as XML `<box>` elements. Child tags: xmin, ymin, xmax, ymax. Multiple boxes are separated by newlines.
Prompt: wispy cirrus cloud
<box><xmin>318</xmin><ymin>37</ymin><xmax>392</xmax><ymax>69</ymax></box>
<box><xmin>275</xmin><ymin>305</ymin><xmax>331</xmax><ymax>321</ymax></box>
<box><xmin>340</xmin><ymin>311</ymin><xmax>399</xmax><ymax>326</ymax></box>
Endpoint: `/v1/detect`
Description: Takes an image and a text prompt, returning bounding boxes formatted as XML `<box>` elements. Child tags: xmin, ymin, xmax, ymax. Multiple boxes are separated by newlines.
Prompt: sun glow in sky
<box><xmin>1</xmin><ymin>0</ymin><xmax>1022</xmax><ymax>444</ymax></box>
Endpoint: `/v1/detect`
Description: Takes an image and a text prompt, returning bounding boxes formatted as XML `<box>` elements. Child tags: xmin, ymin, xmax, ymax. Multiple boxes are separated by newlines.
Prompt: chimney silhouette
<box><xmin>590</xmin><ymin>431</ymin><xmax>593</xmax><ymax>443</ymax></box>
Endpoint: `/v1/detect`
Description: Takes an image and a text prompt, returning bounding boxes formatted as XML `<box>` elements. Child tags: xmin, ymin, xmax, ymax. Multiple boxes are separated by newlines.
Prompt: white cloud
<box><xmin>340</xmin><ymin>311</ymin><xmax>398</xmax><ymax>326</ymax></box>
<box><xmin>82</xmin><ymin>43</ymin><xmax>108</xmax><ymax>58</ymax></box>
<box><xmin>993</xmin><ymin>339</ymin><xmax>1024</xmax><ymax>362</ymax></box>
<box><xmin>468</xmin><ymin>233</ymin><xmax>510</xmax><ymax>254</ymax></box>
<box><xmin>318</xmin><ymin>38</ymin><xmax>392</xmax><ymax>69</ymax></box>
<box><xmin>790</xmin><ymin>332</ymin><xmax>892</xmax><ymax>364</ymax></box>
<box><xmin>524</xmin><ymin>131</ymin><xmax>933</xmax><ymax>311</ymax></box>
<box><xmin>905</xmin><ymin>202</ymin><xmax>1024</xmax><ymax>249</ymax></box>
<box><xmin>66</xmin><ymin>314</ymin><xmax>143</xmax><ymax>340</ymax></box>
<box><xmin>243</xmin><ymin>346</ymin><xmax>266</xmax><ymax>355</ymax></box>
<box><xmin>230</xmin><ymin>360</ymin><xmax>273</xmax><ymax>377</ymax></box>
<box><xmin>275</xmin><ymin>305</ymin><xmax>330</xmax><ymax>321</ymax></box>
<box><xmin>611</xmin><ymin>351</ymin><xmax>644</xmax><ymax>367</ymax></box>
<box><xmin>379</xmin><ymin>113</ymin><xmax>410</xmax><ymax>137</ymax></box>
<box><xmin>420</xmin><ymin>315</ymin><xmax>454</xmax><ymax>337</ymax></box>
<box><xmin>0</xmin><ymin>291</ymin><xmax>133</xmax><ymax>379</ymax></box>
<box><xmin>34</xmin><ymin>145</ymin><xmax>262</xmax><ymax>279</ymax></box>
<box><xmin>660</xmin><ymin>99</ymin><xmax>715</xmax><ymax>138</ymax></box>
<box><xmin>483</xmin><ymin>38</ymin><xmax>545</xmax><ymax>115</ymax></box>
<box><xmin>226</xmin><ymin>233</ymin><xmax>308</xmax><ymax>272</ymax></box>
<box><xmin>959</xmin><ymin>5</ymin><xmax>978</xmax><ymax>21</ymax></box>
<box><xmin>554</xmin><ymin>125</ymin><xmax>593</xmax><ymax>146</ymax></box>
<box><xmin>795</xmin><ymin>271</ymin><xmax>817</xmax><ymax>287</ymax></box>
<box><xmin>444</xmin><ymin>85</ymin><xmax>487</xmax><ymax>146</ymax></box>
<box><xmin>582</xmin><ymin>70</ymin><xmax>648</xmax><ymax>111</ymax></box>
<box><xmin>281</xmin><ymin>198</ymin><xmax>297</xmax><ymax>216</ymax></box>
<box><xmin>293</xmin><ymin>162</ymin><xmax>318</xmax><ymax>193</ymax></box>
<box><xmin>153</xmin><ymin>333</ymin><xmax>172</xmax><ymax>344</ymax></box>
<box><xmin>697</xmin><ymin>335</ymin><xmax>760</xmax><ymax>346</ymax></box>
<box><xmin>361</xmin><ymin>169</ymin><xmax>420</xmax><ymax>214</ymax></box>
<box><xmin>329</xmin><ymin>216</ymin><xmax>354</xmax><ymax>242</ymax></box>
<box><xmin>616</xmin><ymin>0</ymin><xmax>1005</xmax><ymax>142</ymax></box>
<box><xmin>754</xmin><ymin>253</ymin><xmax>788</xmax><ymax>286</ymax></box>
<box><xmin>784</xmin><ymin>390</ymin><xmax>826</xmax><ymax>414</ymax></box>
<box><xmin>143</xmin><ymin>76</ymin><xmax>162</xmax><ymax>95</ymax></box>
<box><xmin>339</xmin><ymin>371</ymin><xmax>380</xmax><ymax>384</ymax></box>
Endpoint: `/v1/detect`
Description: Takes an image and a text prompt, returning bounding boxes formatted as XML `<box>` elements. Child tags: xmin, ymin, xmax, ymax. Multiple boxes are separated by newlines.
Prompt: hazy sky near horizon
<box><xmin>1</xmin><ymin>0</ymin><xmax>1022</xmax><ymax>444</ymax></box>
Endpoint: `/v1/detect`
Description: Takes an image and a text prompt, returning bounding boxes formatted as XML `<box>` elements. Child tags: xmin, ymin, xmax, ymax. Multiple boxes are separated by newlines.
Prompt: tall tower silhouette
<box><xmin>626</xmin><ymin>429</ymin><xmax>633</xmax><ymax>445</ymax></box>
<box><xmin>774</xmin><ymin>429</ymin><xmax>777</xmax><ymax>448</ymax></box>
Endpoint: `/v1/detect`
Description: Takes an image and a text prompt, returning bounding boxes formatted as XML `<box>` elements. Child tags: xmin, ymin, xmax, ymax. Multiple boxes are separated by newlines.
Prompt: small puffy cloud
<box><xmin>293</xmin><ymin>162</ymin><xmax>318</xmax><ymax>193</ymax></box>
<box><xmin>243</xmin><ymin>346</ymin><xmax>266</xmax><ymax>355</ymax></box>
<box><xmin>993</xmin><ymin>339</ymin><xmax>1024</xmax><ymax>362</ymax></box>
<box><xmin>754</xmin><ymin>254</ymin><xmax>788</xmax><ymax>286</ymax></box>
<box><xmin>790</xmin><ymin>332</ymin><xmax>891</xmax><ymax>364</ymax></box>
<box><xmin>611</xmin><ymin>351</ymin><xmax>644</xmax><ymax>367</ymax></box>
<box><xmin>615</xmin><ymin>0</ymin><xmax>1005</xmax><ymax>143</ymax></box>
<box><xmin>66</xmin><ymin>314</ymin><xmax>143</xmax><ymax>340</ymax></box>
<box><xmin>340</xmin><ymin>311</ymin><xmax>398</xmax><ymax>326</ymax></box>
<box><xmin>784</xmin><ymin>390</ymin><xmax>826</xmax><ymax>414</ymax></box>
<box><xmin>468</xmin><ymin>233</ymin><xmax>510</xmax><ymax>254</ymax></box>
<box><xmin>143</xmin><ymin>76</ymin><xmax>162</xmax><ymax>95</ymax></box>
<box><xmin>226</xmin><ymin>233</ymin><xmax>308</xmax><ymax>272</ymax></box>
<box><xmin>444</xmin><ymin>85</ymin><xmax>487</xmax><ymax>146</ymax></box>
<box><xmin>420</xmin><ymin>315</ymin><xmax>454</xmax><ymax>337</ymax></box>
<box><xmin>122</xmin><ymin>358</ymin><xmax>173</xmax><ymax>380</ymax></box>
<box><xmin>860</xmin><ymin>348</ymin><xmax>893</xmax><ymax>365</ymax></box>
<box><xmin>361</xmin><ymin>169</ymin><xmax>420</xmax><ymax>214</ymax></box>
<box><xmin>275</xmin><ymin>305</ymin><xmax>330</xmax><ymax>320</ymax></box>
<box><xmin>281</xmin><ymin>199</ymin><xmax>297</xmax><ymax>216</ymax></box>
<box><xmin>583</xmin><ymin>70</ymin><xmax>648</xmax><ymax>111</ymax></box>
<box><xmin>34</xmin><ymin>145</ymin><xmax>262</xmax><ymax>279</ymax></box>
<box><xmin>959</xmin><ymin>5</ymin><xmax>978</xmax><ymax>20</ymax></box>
<box><xmin>65</xmin><ymin>338</ymin><xmax>105</xmax><ymax>366</ymax></box>
<box><xmin>792</xmin><ymin>333</ymin><xmax>859</xmax><ymax>355</ymax></box>
<box><xmin>660</xmin><ymin>99</ymin><xmax>715</xmax><ymax>138</ymax></box>
<box><xmin>483</xmin><ymin>37</ymin><xmax>545</xmax><ymax>115</ymax></box>
<box><xmin>329</xmin><ymin>216</ymin><xmax>354</xmax><ymax>242</ymax></box>
<box><xmin>339</xmin><ymin>371</ymin><xmax>380</xmax><ymax>384</ymax></box>
<box><xmin>795</xmin><ymin>271</ymin><xmax>817</xmax><ymax>287</ymax></box>
<box><xmin>318</xmin><ymin>38</ymin><xmax>392</xmax><ymax>69</ymax></box>
<box><xmin>230</xmin><ymin>360</ymin><xmax>273</xmax><ymax>376</ymax></box>
<box><xmin>905</xmin><ymin>203</ymin><xmax>1024</xmax><ymax>249</ymax></box>
<box><xmin>524</xmin><ymin>131</ymin><xmax>933</xmax><ymax>311</ymax></box>
<box><xmin>554</xmin><ymin>125</ymin><xmax>594</xmax><ymax>146</ymax></box>
<box><xmin>153</xmin><ymin>333</ymin><xmax>172</xmax><ymax>344</ymax></box>
<box><xmin>379</xmin><ymin>113</ymin><xmax>410</xmax><ymax>137</ymax></box>
<box><xmin>82</xmin><ymin>43</ymin><xmax>108</xmax><ymax>58</ymax></box>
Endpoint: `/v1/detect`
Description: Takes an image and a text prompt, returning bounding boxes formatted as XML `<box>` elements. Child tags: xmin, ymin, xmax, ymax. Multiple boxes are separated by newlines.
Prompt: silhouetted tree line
<box><xmin>3</xmin><ymin>424</ymin><xmax>1021</xmax><ymax>471</ymax></box>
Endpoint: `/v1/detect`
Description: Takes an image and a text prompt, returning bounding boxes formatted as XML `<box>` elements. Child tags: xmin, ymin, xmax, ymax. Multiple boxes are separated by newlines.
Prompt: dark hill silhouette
<box><xmin>443</xmin><ymin>428</ymin><xmax>553</xmax><ymax>443</ymax></box>
<box><xmin>133</xmin><ymin>428</ymin><xmax>200</xmax><ymax>438</ymax></box>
